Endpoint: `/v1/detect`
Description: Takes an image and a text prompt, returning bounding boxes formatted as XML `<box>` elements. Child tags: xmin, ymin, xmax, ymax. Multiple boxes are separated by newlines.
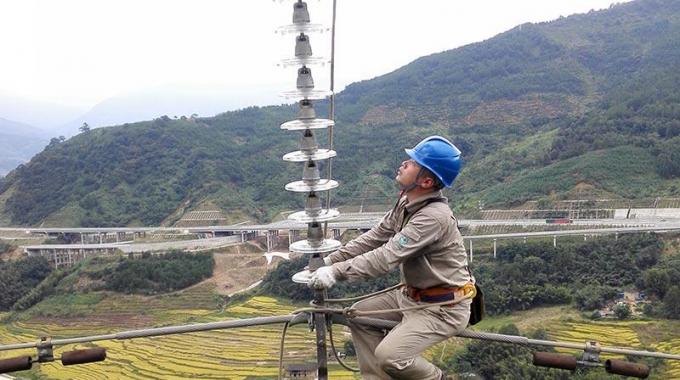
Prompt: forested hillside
<box><xmin>1</xmin><ymin>0</ymin><xmax>680</xmax><ymax>226</ymax></box>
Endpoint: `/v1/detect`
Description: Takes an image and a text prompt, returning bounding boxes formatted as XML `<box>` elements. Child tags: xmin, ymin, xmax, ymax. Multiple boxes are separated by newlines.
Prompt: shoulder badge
<box><xmin>398</xmin><ymin>235</ymin><xmax>409</xmax><ymax>247</ymax></box>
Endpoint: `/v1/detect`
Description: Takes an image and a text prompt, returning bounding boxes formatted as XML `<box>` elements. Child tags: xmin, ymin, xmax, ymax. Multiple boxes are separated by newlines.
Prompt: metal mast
<box><xmin>277</xmin><ymin>1</ymin><xmax>340</xmax><ymax>378</ymax></box>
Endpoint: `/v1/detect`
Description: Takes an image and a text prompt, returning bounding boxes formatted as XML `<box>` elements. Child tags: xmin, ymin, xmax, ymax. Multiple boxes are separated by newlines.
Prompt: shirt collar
<box><xmin>404</xmin><ymin>190</ymin><xmax>447</xmax><ymax>213</ymax></box>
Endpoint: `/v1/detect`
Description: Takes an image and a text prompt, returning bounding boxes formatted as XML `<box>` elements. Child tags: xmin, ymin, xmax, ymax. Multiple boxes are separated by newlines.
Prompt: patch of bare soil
<box><xmin>190</xmin><ymin>250</ymin><xmax>285</xmax><ymax>296</ymax></box>
<box><xmin>461</xmin><ymin>96</ymin><xmax>575</xmax><ymax>126</ymax></box>
<box><xmin>513</xmin><ymin>306</ymin><xmax>581</xmax><ymax>331</ymax></box>
<box><xmin>360</xmin><ymin>105</ymin><xmax>408</xmax><ymax>126</ymax></box>
<box><xmin>73</xmin><ymin>276</ymin><xmax>106</xmax><ymax>291</ymax></box>
<box><xmin>1</xmin><ymin>246</ymin><xmax>26</xmax><ymax>261</ymax></box>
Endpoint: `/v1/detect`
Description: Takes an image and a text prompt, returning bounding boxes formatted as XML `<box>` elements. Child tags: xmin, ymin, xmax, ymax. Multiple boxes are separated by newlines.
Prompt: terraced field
<box><xmin>549</xmin><ymin>321</ymin><xmax>643</xmax><ymax>350</ymax></box>
<box><xmin>547</xmin><ymin>320</ymin><xmax>680</xmax><ymax>379</ymax></box>
<box><xmin>4</xmin><ymin>292</ymin><xmax>680</xmax><ymax>379</ymax></box>
<box><xmin>0</xmin><ymin>296</ymin><xmax>359</xmax><ymax>380</ymax></box>
<box><xmin>653</xmin><ymin>338</ymin><xmax>680</xmax><ymax>379</ymax></box>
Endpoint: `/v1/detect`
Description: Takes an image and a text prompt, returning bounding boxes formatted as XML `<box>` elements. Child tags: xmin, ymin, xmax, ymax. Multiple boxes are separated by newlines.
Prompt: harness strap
<box><xmin>405</xmin><ymin>283</ymin><xmax>471</xmax><ymax>304</ymax></box>
<box><xmin>399</xmin><ymin>197</ymin><xmax>446</xmax><ymax>231</ymax></box>
<box><xmin>292</xmin><ymin>283</ymin><xmax>477</xmax><ymax>318</ymax></box>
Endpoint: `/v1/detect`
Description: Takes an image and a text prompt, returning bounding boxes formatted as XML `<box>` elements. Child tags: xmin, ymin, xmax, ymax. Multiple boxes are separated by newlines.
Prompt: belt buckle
<box><xmin>404</xmin><ymin>287</ymin><xmax>420</xmax><ymax>302</ymax></box>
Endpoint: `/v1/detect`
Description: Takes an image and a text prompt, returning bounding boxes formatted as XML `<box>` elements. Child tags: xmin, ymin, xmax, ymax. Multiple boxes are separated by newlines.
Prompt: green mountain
<box><xmin>2</xmin><ymin>0</ymin><xmax>680</xmax><ymax>227</ymax></box>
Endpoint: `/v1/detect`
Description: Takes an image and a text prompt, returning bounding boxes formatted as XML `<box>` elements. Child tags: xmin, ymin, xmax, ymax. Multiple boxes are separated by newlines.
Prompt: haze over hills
<box><xmin>53</xmin><ymin>83</ymin><xmax>287</xmax><ymax>138</ymax></box>
<box><xmin>0</xmin><ymin>94</ymin><xmax>84</xmax><ymax>131</ymax></box>
<box><xmin>0</xmin><ymin>118</ymin><xmax>48</xmax><ymax>176</ymax></box>
<box><xmin>0</xmin><ymin>84</ymin><xmax>285</xmax><ymax>175</ymax></box>
<box><xmin>1</xmin><ymin>0</ymin><xmax>679</xmax><ymax>227</ymax></box>
<box><xmin>0</xmin><ymin>95</ymin><xmax>81</xmax><ymax>176</ymax></box>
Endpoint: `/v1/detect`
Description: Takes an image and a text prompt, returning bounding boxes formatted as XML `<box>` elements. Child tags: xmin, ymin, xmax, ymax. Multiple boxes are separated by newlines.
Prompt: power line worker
<box><xmin>309</xmin><ymin>135</ymin><xmax>473</xmax><ymax>380</ymax></box>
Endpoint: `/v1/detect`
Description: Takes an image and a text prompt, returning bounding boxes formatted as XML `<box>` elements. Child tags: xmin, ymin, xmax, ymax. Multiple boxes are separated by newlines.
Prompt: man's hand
<box><xmin>323</xmin><ymin>256</ymin><xmax>332</xmax><ymax>266</ymax></box>
<box><xmin>308</xmin><ymin>266</ymin><xmax>336</xmax><ymax>289</ymax></box>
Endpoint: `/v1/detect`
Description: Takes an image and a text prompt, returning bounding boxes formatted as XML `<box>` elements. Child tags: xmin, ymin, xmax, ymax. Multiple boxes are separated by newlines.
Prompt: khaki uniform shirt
<box><xmin>327</xmin><ymin>191</ymin><xmax>471</xmax><ymax>289</ymax></box>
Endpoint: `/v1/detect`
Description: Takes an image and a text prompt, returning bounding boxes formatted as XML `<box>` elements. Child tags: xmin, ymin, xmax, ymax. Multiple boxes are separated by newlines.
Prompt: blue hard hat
<box><xmin>405</xmin><ymin>136</ymin><xmax>462</xmax><ymax>188</ymax></box>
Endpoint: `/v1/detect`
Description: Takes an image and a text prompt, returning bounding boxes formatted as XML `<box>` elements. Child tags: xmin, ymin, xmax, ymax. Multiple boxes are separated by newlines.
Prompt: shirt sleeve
<box><xmin>332</xmin><ymin>211</ymin><xmax>443</xmax><ymax>281</ymax></box>
<box><xmin>327</xmin><ymin>210</ymin><xmax>396</xmax><ymax>263</ymax></box>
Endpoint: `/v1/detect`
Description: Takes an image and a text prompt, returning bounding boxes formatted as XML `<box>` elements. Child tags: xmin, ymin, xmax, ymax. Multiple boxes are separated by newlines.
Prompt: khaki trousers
<box><xmin>348</xmin><ymin>289</ymin><xmax>470</xmax><ymax>380</ymax></box>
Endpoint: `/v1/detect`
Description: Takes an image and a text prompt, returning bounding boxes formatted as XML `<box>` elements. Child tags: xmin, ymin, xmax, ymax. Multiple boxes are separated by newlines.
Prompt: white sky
<box><xmin>0</xmin><ymin>0</ymin><xmax>631</xmax><ymax>108</ymax></box>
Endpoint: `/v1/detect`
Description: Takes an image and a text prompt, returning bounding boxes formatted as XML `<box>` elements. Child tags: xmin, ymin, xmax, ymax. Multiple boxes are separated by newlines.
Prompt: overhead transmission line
<box><xmin>1</xmin><ymin>299</ymin><xmax>679</xmax><ymax>378</ymax></box>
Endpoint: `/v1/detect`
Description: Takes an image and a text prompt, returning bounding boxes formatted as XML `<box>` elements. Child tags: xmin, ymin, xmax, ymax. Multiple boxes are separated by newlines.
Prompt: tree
<box><xmin>0</xmin><ymin>241</ymin><xmax>12</xmax><ymax>254</ymax></box>
<box><xmin>79</xmin><ymin>122</ymin><xmax>91</xmax><ymax>133</ymax></box>
<box><xmin>662</xmin><ymin>286</ymin><xmax>680</xmax><ymax>319</ymax></box>
<box><xmin>613</xmin><ymin>302</ymin><xmax>631</xmax><ymax>320</ymax></box>
<box><xmin>574</xmin><ymin>285</ymin><xmax>618</xmax><ymax>311</ymax></box>
<box><xmin>643</xmin><ymin>268</ymin><xmax>671</xmax><ymax>298</ymax></box>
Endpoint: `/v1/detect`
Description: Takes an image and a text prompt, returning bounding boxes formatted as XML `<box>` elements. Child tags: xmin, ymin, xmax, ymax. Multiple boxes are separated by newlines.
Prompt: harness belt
<box><xmin>404</xmin><ymin>282</ymin><xmax>474</xmax><ymax>304</ymax></box>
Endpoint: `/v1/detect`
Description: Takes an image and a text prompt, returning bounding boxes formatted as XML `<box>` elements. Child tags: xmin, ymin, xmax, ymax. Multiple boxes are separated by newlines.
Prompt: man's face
<box><xmin>396</xmin><ymin>159</ymin><xmax>421</xmax><ymax>187</ymax></box>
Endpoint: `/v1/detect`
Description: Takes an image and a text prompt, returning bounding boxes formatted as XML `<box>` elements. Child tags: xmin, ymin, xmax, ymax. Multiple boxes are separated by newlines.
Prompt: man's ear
<box><xmin>419</xmin><ymin>176</ymin><xmax>435</xmax><ymax>189</ymax></box>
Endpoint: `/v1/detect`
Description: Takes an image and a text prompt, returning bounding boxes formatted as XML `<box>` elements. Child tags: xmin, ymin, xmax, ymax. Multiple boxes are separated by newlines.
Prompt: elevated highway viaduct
<box><xmin>3</xmin><ymin>216</ymin><xmax>680</xmax><ymax>267</ymax></box>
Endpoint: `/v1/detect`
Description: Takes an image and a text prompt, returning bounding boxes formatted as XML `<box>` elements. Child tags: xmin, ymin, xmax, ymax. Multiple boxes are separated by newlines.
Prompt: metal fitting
<box><xmin>298</xmin><ymin>99</ymin><xmax>316</xmax><ymax>120</ymax></box>
<box><xmin>295</xmin><ymin>33</ymin><xmax>312</xmax><ymax>57</ymax></box>
<box><xmin>307</xmin><ymin>222</ymin><xmax>324</xmax><ymax>247</ymax></box>
<box><xmin>292</xmin><ymin>0</ymin><xmax>310</xmax><ymax>24</ymax></box>
<box><xmin>302</xmin><ymin>160</ymin><xmax>320</xmax><ymax>184</ymax></box>
<box><xmin>297</xmin><ymin>66</ymin><xmax>314</xmax><ymax>89</ymax></box>
<box><xmin>300</xmin><ymin>129</ymin><xmax>318</xmax><ymax>152</ymax></box>
<box><xmin>581</xmin><ymin>341</ymin><xmax>601</xmax><ymax>365</ymax></box>
<box><xmin>36</xmin><ymin>337</ymin><xmax>54</xmax><ymax>363</ymax></box>
<box><xmin>305</xmin><ymin>192</ymin><xmax>322</xmax><ymax>216</ymax></box>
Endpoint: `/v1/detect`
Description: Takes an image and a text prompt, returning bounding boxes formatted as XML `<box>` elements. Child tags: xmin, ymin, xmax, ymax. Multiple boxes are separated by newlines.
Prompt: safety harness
<box><xmin>405</xmin><ymin>283</ymin><xmax>473</xmax><ymax>303</ymax></box>
<box><xmin>396</xmin><ymin>193</ymin><xmax>484</xmax><ymax>321</ymax></box>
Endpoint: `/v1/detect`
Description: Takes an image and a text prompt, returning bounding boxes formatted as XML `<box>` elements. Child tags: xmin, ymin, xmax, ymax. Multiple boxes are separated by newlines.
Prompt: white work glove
<box><xmin>323</xmin><ymin>256</ymin><xmax>333</xmax><ymax>266</ymax></box>
<box><xmin>308</xmin><ymin>266</ymin><xmax>336</xmax><ymax>289</ymax></box>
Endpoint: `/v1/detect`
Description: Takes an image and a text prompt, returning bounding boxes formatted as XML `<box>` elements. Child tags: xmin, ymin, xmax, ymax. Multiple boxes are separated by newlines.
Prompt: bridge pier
<box><xmin>469</xmin><ymin>240</ymin><xmax>473</xmax><ymax>262</ymax></box>
<box><xmin>332</xmin><ymin>228</ymin><xmax>341</xmax><ymax>241</ymax></box>
<box><xmin>289</xmin><ymin>229</ymin><xmax>301</xmax><ymax>247</ymax></box>
<box><xmin>553</xmin><ymin>235</ymin><xmax>557</xmax><ymax>248</ymax></box>
<box><xmin>266</xmin><ymin>230</ymin><xmax>280</xmax><ymax>252</ymax></box>
<box><xmin>28</xmin><ymin>245</ymin><xmax>121</xmax><ymax>268</ymax></box>
<box><xmin>493</xmin><ymin>239</ymin><xmax>497</xmax><ymax>258</ymax></box>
